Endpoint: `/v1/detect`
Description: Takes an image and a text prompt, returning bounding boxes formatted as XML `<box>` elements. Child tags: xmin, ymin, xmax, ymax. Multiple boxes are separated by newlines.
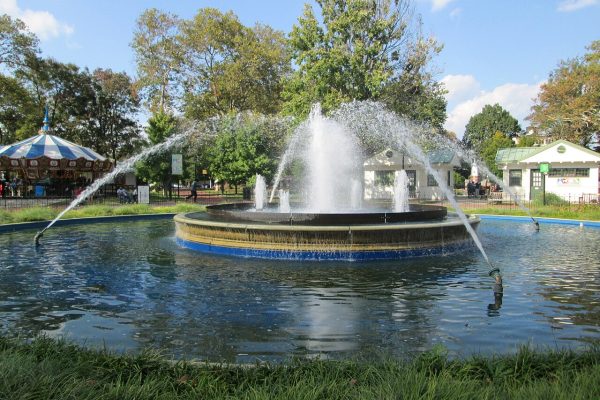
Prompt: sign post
<box><xmin>539</xmin><ymin>163</ymin><xmax>550</xmax><ymax>205</ymax></box>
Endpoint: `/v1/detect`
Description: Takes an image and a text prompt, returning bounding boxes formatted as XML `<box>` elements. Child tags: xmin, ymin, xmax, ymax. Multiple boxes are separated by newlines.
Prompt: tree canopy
<box><xmin>528</xmin><ymin>40</ymin><xmax>600</xmax><ymax>149</ymax></box>
<box><xmin>208</xmin><ymin>113</ymin><xmax>289</xmax><ymax>190</ymax></box>
<box><xmin>283</xmin><ymin>0</ymin><xmax>446</xmax><ymax>129</ymax></box>
<box><xmin>132</xmin><ymin>8</ymin><xmax>290</xmax><ymax>119</ymax></box>
<box><xmin>0</xmin><ymin>14</ymin><xmax>38</xmax><ymax>70</ymax></box>
<box><xmin>462</xmin><ymin>103</ymin><xmax>521</xmax><ymax>154</ymax></box>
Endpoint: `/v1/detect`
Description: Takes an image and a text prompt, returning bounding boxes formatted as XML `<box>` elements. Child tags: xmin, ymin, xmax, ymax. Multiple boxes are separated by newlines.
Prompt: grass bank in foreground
<box><xmin>458</xmin><ymin>204</ymin><xmax>600</xmax><ymax>221</ymax></box>
<box><xmin>0</xmin><ymin>203</ymin><xmax>205</xmax><ymax>225</ymax></box>
<box><xmin>1</xmin><ymin>337</ymin><xmax>599</xmax><ymax>400</ymax></box>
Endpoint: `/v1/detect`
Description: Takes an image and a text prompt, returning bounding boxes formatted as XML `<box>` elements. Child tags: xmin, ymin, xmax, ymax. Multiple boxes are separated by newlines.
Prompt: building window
<box><xmin>509</xmin><ymin>169</ymin><xmax>522</xmax><ymax>186</ymax></box>
<box><xmin>447</xmin><ymin>170</ymin><xmax>451</xmax><ymax>187</ymax></box>
<box><xmin>427</xmin><ymin>173</ymin><xmax>437</xmax><ymax>186</ymax></box>
<box><xmin>548</xmin><ymin>168</ymin><xmax>589</xmax><ymax>177</ymax></box>
<box><xmin>375</xmin><ymin>170</ymin><xmax>394</xmax><ymax>187</ymax></box>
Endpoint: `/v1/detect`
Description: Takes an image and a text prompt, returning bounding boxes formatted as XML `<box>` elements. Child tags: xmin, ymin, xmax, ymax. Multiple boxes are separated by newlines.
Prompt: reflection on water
<box><xmin>0</xmin><ymin>219</ymin><xmax>599</xmax><ymax>362</ymax></box>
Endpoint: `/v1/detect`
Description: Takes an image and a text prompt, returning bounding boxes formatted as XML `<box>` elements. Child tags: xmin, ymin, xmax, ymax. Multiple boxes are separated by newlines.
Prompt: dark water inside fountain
<box><xmin>1</xmin><ymin>219</ymin><xmax>598</xmax><ymax>363</ymax></box>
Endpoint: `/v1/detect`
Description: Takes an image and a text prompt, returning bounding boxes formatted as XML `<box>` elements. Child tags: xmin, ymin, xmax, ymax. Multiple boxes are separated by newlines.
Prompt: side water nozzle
<box><xmin>488</xmin><ymin>267</ymin><xmax>503</xmax><ymax>294</ymax></box>
<box><xmin>34</xmin><ymin>231</ymin><xmax>44</xmax><ymax>246</ymax></box>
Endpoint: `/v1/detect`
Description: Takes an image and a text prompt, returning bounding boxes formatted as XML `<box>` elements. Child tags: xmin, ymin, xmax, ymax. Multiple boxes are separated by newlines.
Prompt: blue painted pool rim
<box><xmin>0</xmin><ymin>213</ymin><xmax>598</xmax><ymax>234</ymax></box>
<box><xmin>0</xmin><ymin>213</ymin><xmax>176</xmax><ymax>233</ymax></box>
<box><xmin>476</xmin><ymin>214</ymin><xmax>600</xmax><ymax>228</ymax></box>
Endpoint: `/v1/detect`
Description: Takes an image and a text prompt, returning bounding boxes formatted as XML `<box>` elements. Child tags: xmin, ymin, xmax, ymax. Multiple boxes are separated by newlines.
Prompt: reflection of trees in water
<box><xmin>0</xmin><ymin>223</ymin><xmax>175</xmax><ymax>338</ymax></box>
<box><xmin>527</xmin><ymin>226</ymin><xmax>600</xmax><ymax>335</ymax></box>
<box><xmin>538</xmin><ymin>265</ymin><xmax>600</xmax><ymax>334</ymax></box>
<box><xmin>147</xmin><ymin>255</ymin><xmax>473</xmax><ymax>360</ymax></box>
<box><xmin>1</xmin><ymin>220</ymin><xmax>484</xmax><ymax>362</ymax></box>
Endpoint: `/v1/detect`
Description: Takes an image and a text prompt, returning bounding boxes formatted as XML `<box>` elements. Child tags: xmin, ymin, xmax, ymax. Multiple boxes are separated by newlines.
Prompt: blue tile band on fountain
<box><xmin>174</xmin><ymin>203</ymin><xmax>480</xmax><ymax>261</ymax></box>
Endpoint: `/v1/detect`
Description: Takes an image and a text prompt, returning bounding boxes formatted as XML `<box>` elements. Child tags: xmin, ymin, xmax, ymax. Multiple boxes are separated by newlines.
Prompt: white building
<box><xmin>363</xmin><ymin>148</ymin><xmax>460</xmax><ymax>201</ymax></box>
<box><xmin>495</xmin><ymin>139</ymin><xmax>600</xmax><ymax>203</ymax></box>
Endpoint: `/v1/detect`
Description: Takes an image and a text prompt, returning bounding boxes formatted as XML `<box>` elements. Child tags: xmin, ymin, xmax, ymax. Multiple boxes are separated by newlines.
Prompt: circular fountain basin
<box><xmin>174</xmin><ymin>203</ymin><xmax>480</xmax><ymax>260</ymax></box>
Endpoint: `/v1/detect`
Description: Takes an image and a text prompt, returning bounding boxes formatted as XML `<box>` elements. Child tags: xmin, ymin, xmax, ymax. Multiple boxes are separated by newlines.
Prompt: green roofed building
<box><xmin>495</xmin><ymin>140</ymin><xmax>600</xmax><ymax>203</ymax></box>
<box><xmin>363</xmin><ymin>148</ymin><xmax>461</xmax><ymax>201</ymax></box>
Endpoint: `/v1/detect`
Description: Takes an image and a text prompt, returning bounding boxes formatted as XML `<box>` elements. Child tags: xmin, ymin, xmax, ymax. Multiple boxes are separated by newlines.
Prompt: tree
<box><xmin>87</xmin><ymin>69</ymin><xmax>143</xmax><ymax>161</ymax></box>
<box><xmin>0</xmin><ymin>74</ymin><xmax>36</xmax><ymax>143</ymax></box>
<box><xmin>208</xmin><ymin>113</ymin><xmax>289</xmax><ymax>192</ymax></box>
<box><xmin>380</xmin><ymin>37</ymin><xmax>447</xmax><ymax>130</ymax></box>
<box><xmin>135</xmin><ymin>111</ymin><xmax>177</xmax><ymax>194</ymax></box>
<box><xmin>0</xmin><ymin>14</ymin><xmax>39</xmax><ymax>70</ymax></box>
<box><xmin>131</xmin><ymin>8</ymin><xmax>182</xmax><ymax>113</ymax></box>
<box><xmin>528</xmin><ymin>40</ymin><xmax>600</xmax><ymax>149</ymax></box>
<box><xmin>481</xmin><ymin>131</ymin><xmax>513</xmax><ymax>177</ymax></box>
<box><xmin>462</xmin><ymin>104</ymin><xmax>521</xmax><ymax>154</ymax></box>
<box><xmin>178</xmin><ymin>8</ymin><xmax>290</xmax><ymax>118</ymax></box>
<box><xmin>283</xmin><ymin>0</ymin><xmax>445</xmax><ymax>124</ymax></box>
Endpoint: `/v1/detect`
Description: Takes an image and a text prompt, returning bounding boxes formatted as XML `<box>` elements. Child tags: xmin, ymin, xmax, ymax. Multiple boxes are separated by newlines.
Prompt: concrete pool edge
<box><xmin>0</xmin><ymin>213</ymin><xmax>177</xmax><ymax>233</ymax></box>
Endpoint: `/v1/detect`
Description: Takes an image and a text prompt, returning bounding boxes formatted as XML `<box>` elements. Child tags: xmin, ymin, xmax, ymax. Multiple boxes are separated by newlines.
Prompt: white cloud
<box><xmin>431</xmin><ymin>0</ymin><xmax>456</xmax><ymax>12</ymax></box>
<box><xmin>557</xmin><ymin>0</ymin><xmax>598</xmax><ymax>12</ymax></box>
<box><xmin>441</xmin><ymin>74</ymin><xmax>481</xmax><ymax>104</ymax></box>
<box><xmin>0</xmin><ymin>0</ymin><xmax>73</xmax><ymax>40</ymax></box>
<box><xmin>442</xmin><ymin>75</ymin><xmax>543</xmax><ymax>138</ymax></box>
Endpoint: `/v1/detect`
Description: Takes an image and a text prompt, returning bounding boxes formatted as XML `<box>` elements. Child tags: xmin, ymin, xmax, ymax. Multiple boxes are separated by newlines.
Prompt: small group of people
<box><xmin>0</xmin><ymin>173</ymin><xmax>22</xmax><ymax>198</ymax></box>
<box><xmin>466</xmin><ymin>179</ymin><xmax>484</xmax><ymax>198</ymax></box>
<box><xmin>117</xmin><ymin>187</ymin><xmax>136</xmax><ymax>203</ymax></box>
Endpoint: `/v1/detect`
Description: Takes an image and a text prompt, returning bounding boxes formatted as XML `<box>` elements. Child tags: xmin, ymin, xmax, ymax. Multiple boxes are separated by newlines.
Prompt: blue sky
<box><xmin>1</xmin><ymin>0</ymin><xmax>599</xmax><ymax>136</ymax></box>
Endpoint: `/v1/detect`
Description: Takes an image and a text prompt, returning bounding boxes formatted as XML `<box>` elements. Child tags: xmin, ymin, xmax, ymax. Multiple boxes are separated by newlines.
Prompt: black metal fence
<box><xmin>0</xmin><ymin>183</ymin><xmax>243</xmax><ymax>209</ymax></box>
<box><xmin>0</xmin><ymin>181</ymin><xmax>597</xmax><ymax>211</ymax></box>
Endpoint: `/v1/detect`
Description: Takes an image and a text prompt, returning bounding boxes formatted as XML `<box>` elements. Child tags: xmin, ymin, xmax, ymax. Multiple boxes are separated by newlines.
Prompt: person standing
<box><xmin>186</xmin><ymin>179</ymin><xmax>198</xmax><ymax>202</ymax></box>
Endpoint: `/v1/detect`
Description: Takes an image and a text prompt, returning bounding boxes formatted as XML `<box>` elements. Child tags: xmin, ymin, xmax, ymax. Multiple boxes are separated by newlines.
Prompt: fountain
<box><xmin>393</xmin><ymin>170</ymin><xmax>410</xmax><ymax>213</ymax></box>
<box><xmin>174</xmin><ymin>104</ymin><xmax>481</xmax><ymax>261</ymax></box>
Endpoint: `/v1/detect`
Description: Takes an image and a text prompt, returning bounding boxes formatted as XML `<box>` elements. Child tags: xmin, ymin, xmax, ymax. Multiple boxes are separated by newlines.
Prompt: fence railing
<box><xmin>0</xmin><ymin>183</ymin><xmax>243</xmax><ymax>209</ymax></box>
<box><xmin>0</xmin><ymin>182</ymin><xmax>598</xmax><ymax>210</ymax></box>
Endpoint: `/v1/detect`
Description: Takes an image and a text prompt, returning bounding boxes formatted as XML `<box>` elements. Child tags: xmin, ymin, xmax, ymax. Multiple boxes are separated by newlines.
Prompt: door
<box><xmin>530</xmin><ymin>169</ymin><xmax>543</xmax><ymax>200</ymax></box>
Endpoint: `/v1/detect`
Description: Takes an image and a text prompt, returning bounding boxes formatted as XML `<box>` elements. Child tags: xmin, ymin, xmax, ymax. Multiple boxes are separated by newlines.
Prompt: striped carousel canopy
<box><xmin>0</xmin><ymin>134</ymin><xmax>107</xmax><ymax>161</ymax></box>
<box><xmin>0</xmin><ymin>109</ymin><xmax>112</xmax><ymax>172</ymax></box>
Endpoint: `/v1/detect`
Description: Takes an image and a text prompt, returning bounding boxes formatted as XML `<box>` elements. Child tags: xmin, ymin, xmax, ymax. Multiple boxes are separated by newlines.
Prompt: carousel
<box><xmin>0</xmin><ymin>110</ymin><xmax>112</xmax><ymax>198</ymax></box>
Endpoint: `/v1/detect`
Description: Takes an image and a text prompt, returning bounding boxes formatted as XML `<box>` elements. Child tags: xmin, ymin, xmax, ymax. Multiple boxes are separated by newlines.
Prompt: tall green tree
<box><xmin>283</xmin><ymin>0</ymin><xmax>444</xmax><ymax>125</ymax></box>
<box><xmin>481</xmin><ymin>131</ymin><xmax>513</xmax><ymax>177</ymax></box>
<box><xmin>462</xmin><ymin>104</ymin><xmax>521</xmax><ymax>154</ymax></box>
<box><xmin>131</xmin><ymin>8</ymin><xmax>181</xmax><ymax>113</ymax></box>
<box><xmin>132</xmin><ymin>8</ymin><xmax>290</xmax><ymax>118</ymax></box>
<box><xmin>0</xmin><ymin>14</ymin><xmax>39</xmax><ymax>70</ymax></box>
<box><xmin>208</xmin><ymin>113</ymin><xmax>289</xmax><ymax>192</ymax></box>
<box><xmin>135</xmin><ymin>111</ymin><xmax>177</xmax><ymax>193</ymax></box>
<box><xmin>179</xmin><ymin>8</ymin><xmax>290</xmax><ymax>118</ymax></box>
<box><xmin>15</xmin><ymin>57</ymin><xmax>96</xmax><ymax>142</ymax></box>
<box><xmin>528</xmin><ymin>40</ymin><xmax>600</xmax><ymax>149</ymax></box>
<box><xmin>87</xmin><ymin>69</ymin><xmax>143</xmax><ymax>161</ymax></box>
<box><xmin>0</xmin><ymin>74</ymin><xmax>35</xmax><ymax>143</ymax></box>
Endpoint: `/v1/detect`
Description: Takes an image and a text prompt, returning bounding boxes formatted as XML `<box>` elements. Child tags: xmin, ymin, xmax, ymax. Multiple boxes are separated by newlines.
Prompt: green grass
<box><xmin>0</xmin><ymin>337</ymin><xmax>599</xmax><ymax>399</ymax></box>
<box><xmin>460</xmin><ymin>204</ymin><xmax>600</xmax><ymax>221</ymax></box>
<box><xmin>0</xmin><ymin>203</ymin><xmax>205</xmax><ymax>225</ymax></box>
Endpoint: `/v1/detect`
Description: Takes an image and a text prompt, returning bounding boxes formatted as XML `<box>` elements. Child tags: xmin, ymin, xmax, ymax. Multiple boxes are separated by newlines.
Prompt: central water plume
<box><xmin>303</xmin><ymin>104</ymin><xmax>363</xmax><ymax>212</ymax></box>
<box><xmin>330</xmin><ymin>100</ymin><xmax>492</xmax><ymax>265</ymax></box>
<box><xmin>255</xmin><ymin>175</ymin><xmax>267</xmax><ymax>210</ymax></box>
<box><xmin>393</xmin><ymin>170</ymin><xmax>410</xmax><ymax>212</ymax></box>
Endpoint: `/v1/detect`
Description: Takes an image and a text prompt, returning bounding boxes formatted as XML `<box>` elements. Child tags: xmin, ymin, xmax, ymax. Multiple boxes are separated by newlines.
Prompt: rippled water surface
<box><xmin>1</xmin><ymin>218</ymin><xmax>598</xmax><ymax>362</ymax></box>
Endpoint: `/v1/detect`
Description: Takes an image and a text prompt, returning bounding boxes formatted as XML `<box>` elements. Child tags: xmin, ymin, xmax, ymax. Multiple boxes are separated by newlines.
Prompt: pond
<box><xmin>0</xmin><ymin>218</ymin><xmax>598</xmax><ymax>363</ymax></box>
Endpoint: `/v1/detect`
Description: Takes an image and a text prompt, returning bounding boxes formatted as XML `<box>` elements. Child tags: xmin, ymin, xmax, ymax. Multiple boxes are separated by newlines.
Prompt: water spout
<box><xmin>393</xmin><ymin>170</ymin><xmax>410</xmax><ymax>212</ymax></box>
<box><xmin>279</xmin><ymin>189</ymin><xmax>290</xmax><ymax>213</ymax></box>
<box><xmin>32</xmin><ymin>123</ymin><xmax>199</xmax><ymax>244</ymax></box>
<box><xmin>255</xmin><ymin>175</ymin><xmax>267</xmax><ymax>210</ymax></box>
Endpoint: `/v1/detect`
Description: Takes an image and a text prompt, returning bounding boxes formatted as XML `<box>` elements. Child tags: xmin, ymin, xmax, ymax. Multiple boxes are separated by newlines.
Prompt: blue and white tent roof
<box><xmin>0</xmin><ymin>134</ymin><xmax>107</xmax><ymax>161</ymax></box>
